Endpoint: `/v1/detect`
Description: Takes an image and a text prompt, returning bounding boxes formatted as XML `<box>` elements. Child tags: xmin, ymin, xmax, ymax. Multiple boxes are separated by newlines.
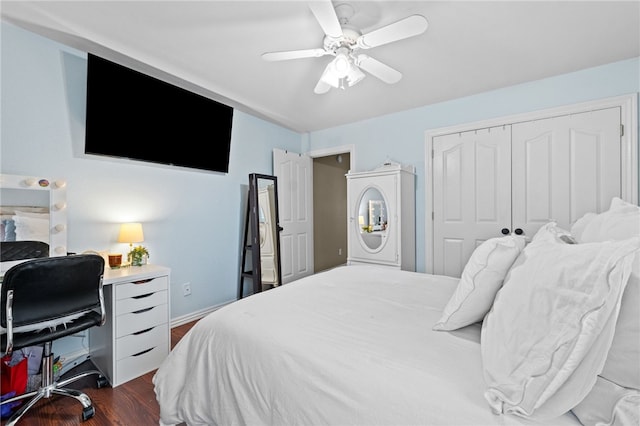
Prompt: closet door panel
<box><xmin>433</xmin><ymin>126</ymin><xmax>511</xmax><ymax>277</ymax></box>
<box><xmin>512</xmin><ymin>107</ymin><xmax>621</xmax><ymax>236</ymax></box>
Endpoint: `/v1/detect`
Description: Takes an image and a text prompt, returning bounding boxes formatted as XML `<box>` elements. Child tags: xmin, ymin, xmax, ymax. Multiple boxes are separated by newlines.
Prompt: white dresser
<box><xmin>346</xmin><ymin>162</ymin><xmax>415</xmax><ymax>270</ymax></box>
<box><xmin>89</xmin><ymin>264</ymin><xmax>171</xmax><ymax>387</ymax></box>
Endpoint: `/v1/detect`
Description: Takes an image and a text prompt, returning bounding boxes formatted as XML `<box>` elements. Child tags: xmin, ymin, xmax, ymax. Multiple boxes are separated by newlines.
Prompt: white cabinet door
<box><xmin>432</xmin><ymin>126</ymin><xmax>511</xmax><ymax>277</ymax></box>
<box><xmin>347</xmin><ymin>172</ymin><xmax>399</xmax><ymax>265</ymax></box>
<box><xmin>512</xmin><ymin>107</ymin><xmax>621</xmax><ymax>238</ymax></box>
<box><xmin>273</xmin><ymin>148</ymin><xmax>313</xmax><ymax>283</ymax></box>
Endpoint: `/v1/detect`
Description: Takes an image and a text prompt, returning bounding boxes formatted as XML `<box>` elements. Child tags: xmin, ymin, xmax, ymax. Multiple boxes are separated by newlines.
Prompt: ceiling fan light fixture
<box><xmin>320</xmin><ymin>50</ymin><xmax>365</xmax><ymax>90</ymax></box>
<box><xmin>333</xmin><ymin>51</ymin><xmax>351</xmax><ymax>77</ymax></box>
<box><xmin>346</xmin><ymin>64</ymin><xmax>365</xmax><ymax>86</ymax></box>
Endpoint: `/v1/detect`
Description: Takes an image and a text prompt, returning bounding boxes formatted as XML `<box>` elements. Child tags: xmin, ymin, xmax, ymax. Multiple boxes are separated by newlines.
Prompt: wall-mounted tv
<box><xmin>85</xmin><ymin>53</ymin><xmax>233</xmax><ymax>173</ymax></box>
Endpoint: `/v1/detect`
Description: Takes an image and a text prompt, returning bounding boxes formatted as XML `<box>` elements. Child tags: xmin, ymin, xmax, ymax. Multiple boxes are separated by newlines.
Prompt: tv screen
<box><xmin>85</xmin><ymin>54</ymin><xmax>233</xmax><ymax>173</ymax></box>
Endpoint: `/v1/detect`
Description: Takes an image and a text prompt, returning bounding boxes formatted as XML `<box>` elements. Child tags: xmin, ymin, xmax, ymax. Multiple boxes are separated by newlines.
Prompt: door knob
<box><xmin>501</xmin><ymin>228</ymin><xmax>510</xmax><ymax>235</ymax></box>
<box><xmin>514</xmin><ymin>228</ymin><xmax>524</xmax><ymax>235</ymax></box>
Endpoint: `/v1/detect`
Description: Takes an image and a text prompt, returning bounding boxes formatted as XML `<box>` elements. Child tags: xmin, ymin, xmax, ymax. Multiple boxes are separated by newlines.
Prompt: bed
<box><xmin>153</xmin><ymin>198</ymin><xmax>639</xmax><ymax>426</ymax></box>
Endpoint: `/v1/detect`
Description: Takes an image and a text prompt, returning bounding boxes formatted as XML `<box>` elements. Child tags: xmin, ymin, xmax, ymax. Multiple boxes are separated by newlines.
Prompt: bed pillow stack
<box><xmin>570</xmin><ymin>197</ymin><xmax>640</xmax><ymax>426</ymax></box>
<box><xmin>432</xmin><ymin>234</ymin><xmax>525</xmax><ymax>331</ymax></box>
<box><xmin>480</xmin><ymin>198</ymin><xmax>639</xmax><ymax>424</ymax></box>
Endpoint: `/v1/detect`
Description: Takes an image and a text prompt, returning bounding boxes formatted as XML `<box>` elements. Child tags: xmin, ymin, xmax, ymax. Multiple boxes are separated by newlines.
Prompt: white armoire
<box><xmin>346</xmin><ymin>162</ymin><xmax>415</xmax><ymax>270</ymax></box>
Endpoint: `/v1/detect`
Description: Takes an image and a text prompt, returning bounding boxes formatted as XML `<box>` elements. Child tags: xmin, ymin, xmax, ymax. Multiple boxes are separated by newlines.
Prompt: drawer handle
<box><xmin>132</xmin><ymin>347</ymin><xmax>154</xmax><ymax>357</ymax></box>
<box><xmin>132</xmin><ymin>292</ymin><xmax>154</xmax><ymax>300</ymax></box>
<box><xmin>133</xmin><ymin>327</ymin><xmax>154</xmax><ymax>336</ymax></box>
<box><xmin>133</xmin><ymin>306</ymin><xmax>154</xmax><ymax>315</ymax></box>
<box><xmin>132</xmin><ymin>278</ymin><xmax>153</xmax><ymax>285</ymax></box>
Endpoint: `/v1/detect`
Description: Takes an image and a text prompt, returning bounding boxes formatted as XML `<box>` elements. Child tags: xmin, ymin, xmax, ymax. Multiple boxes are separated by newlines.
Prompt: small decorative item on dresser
<box><xmin>128</xmin><ymin>245</ymin><xmax>149</xmax><ymax>266</ymax></box>
<box><xmin>108</xmin><ymin>253</ymin><xmax>122</xmax><ymax>269</ymax></box>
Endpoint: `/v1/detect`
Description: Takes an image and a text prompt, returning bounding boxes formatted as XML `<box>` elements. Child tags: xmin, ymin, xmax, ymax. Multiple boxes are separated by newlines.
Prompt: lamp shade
<box><xmin>118</xmin><ymin>222</ymin><xmax>144</xmax><ymax>244</ymax></box>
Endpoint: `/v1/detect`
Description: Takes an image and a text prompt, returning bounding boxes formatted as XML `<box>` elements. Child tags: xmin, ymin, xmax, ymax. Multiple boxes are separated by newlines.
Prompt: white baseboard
<box><xmin>170</xmin><ymin>300</ymin><xmax>233</xmax><ymax>328</ymax></box>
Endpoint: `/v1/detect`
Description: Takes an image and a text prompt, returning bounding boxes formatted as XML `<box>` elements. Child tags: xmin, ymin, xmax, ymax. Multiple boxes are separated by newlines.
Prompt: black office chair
<box><xmin>0</xmin><ymin>241</ymin><xmax>49</xmax><ymax>262</ymax></box>
<box><xmin>0</xmin><ymin>254</ymin><xmax>108</xmax><ymax>425</ymax></box>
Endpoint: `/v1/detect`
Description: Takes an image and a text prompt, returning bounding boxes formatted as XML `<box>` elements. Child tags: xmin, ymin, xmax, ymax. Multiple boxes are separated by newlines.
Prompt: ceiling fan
<box><xmin>261</xmin><ymin>1</ymin><xmax>428</xmax><ymax>94</ymax></box>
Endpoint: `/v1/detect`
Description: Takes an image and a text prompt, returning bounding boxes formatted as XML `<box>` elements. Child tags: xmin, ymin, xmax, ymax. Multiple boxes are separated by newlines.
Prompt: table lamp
<box><xmin>118</xmin><ymin>222</ymin><xmax>144</xmax><ymax>249</ymax></box>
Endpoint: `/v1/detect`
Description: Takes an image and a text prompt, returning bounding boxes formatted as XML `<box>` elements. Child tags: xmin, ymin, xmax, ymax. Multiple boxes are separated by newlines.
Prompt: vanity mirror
<box><xmin>357</xmin><ymin>187</ymin><xmax>388</xmax><ymax>250</ymax></box>
<box><xmin>0</xmin><ymin>174</ymin><xmax>67</xmax><ymax>274</ymax></box>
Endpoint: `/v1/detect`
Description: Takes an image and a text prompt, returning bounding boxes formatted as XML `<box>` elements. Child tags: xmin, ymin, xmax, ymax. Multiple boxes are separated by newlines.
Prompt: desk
<box><xmin>89</xmin><ymin>264</ymin><xmax>171</xmax><ymax>387</ymax></box>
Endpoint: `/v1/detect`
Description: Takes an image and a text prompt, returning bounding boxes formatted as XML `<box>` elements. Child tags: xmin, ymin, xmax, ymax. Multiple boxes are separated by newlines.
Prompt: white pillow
<box><xmin>531</xmin><ymin>222</ymin><xmax>576</xmax><ymax>244</ymax></box>
<box><xmin>572</xmin><ymin>376</ymin><xmax>640</xmax><ymax>426</ymax></box>
<box><xmin>580</xmin><ymin>197</ymin><xmax>640</xmax><ymax>243</ymax></box>
<box><xmin>600</xmin><ymin>252</ymin><xmax>640</xmax><ymax>390</ymax></box>
<box><xmin>570</xmin><ymin>212</ymin><xmax>597</xmax><ymax>242</ymax></box>
<box><xmin>12</xmin><ymin>214</ymin><xmax>49</xmax><ymax>243</ymax></box>
<box><xmin>432</xmin><ymin>235</ymin><xmax>525</xmax><ymax>331</ymax></box>
<box><xmin>481</xmin><ymin>236</ymin><xmax>639</xmax><ymax>420</ymax></box>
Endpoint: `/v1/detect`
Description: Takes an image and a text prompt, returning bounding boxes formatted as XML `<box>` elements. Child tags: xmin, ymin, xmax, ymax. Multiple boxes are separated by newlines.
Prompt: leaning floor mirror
<box><xmin>239</xmin><ymin>173</ymin><xmax>283</xmax><ymax>298</ymax></box>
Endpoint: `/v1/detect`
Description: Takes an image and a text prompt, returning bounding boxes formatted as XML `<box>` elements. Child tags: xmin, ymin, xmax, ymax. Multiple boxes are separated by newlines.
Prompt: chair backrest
<box><xmin>0</xmin><ymin>240</ymin><xmax>49</xmax><ymax>262</ymax></box>
<box><xmin>1</xmin><ymin>254</ymin><xmax>105</xmax><ymax>328</ymax></box>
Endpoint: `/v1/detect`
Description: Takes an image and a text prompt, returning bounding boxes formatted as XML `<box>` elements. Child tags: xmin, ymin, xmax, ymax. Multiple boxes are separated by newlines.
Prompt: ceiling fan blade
<box><xmin>357</xmin><ymin>15</ymin><xmax>428</xmax><ymax>49</ymax></box>
<box><xmin>262</xmin><ymin>48</ymin><xmax>328</xmax><ymax>61</ymax></box>
<box><xmin>308</xmin><ymin>1</ymin><xmax>343</xmax><ymax>38</ymax></box>
<box><xmin>356</xmin><ymin>55</ymin><xmax>402</xmax><ymax>84</ymax></box>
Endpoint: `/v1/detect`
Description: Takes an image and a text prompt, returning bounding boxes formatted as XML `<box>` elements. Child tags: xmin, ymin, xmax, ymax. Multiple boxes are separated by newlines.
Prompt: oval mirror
<box><xmin>356</xmin><ymin>187</ymin><xmax>387</xmax><ymax>250</ymax></box>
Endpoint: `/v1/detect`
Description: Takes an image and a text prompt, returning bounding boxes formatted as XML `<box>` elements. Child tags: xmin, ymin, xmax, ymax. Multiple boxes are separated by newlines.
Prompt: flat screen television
<box><xmin>85</xmin><ymin>53</ymin><xmax>234</xmax><ymax>173</ymax></box>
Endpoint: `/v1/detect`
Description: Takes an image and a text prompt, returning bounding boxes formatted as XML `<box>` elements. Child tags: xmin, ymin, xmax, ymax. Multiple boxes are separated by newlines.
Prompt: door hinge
<box><xmin>620</xmin><ymin>124</ymin><xmax>624</xmax><ymax>137</ymax></box>
<box><xmin>431</xmin><ymin>149</ymin><xmax>434</xmax><ymax>159</ymax></box>
<box><xmin>432</xmin><ymin>211</ymin><xmax>434</xmax><ymax>220</ymax></box>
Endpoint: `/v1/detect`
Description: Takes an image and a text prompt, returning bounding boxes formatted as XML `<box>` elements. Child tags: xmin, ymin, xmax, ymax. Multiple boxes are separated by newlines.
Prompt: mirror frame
<box><xmin>0</xmin><ymin>174</ymin><xmax>67</xmax><ymax>274</ymax></box>
<box><xmin>247</xmin><ymin>173</ymin><xmax>282</xmax><ymax>294</ymax></box>
<box><xmin>355</xmin><ymin>185</ymin><xmax>389</xmax><ymax>252</ymax></box>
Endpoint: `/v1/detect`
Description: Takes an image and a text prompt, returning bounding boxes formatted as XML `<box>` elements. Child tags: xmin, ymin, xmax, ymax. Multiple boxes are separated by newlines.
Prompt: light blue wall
<box><xmin>1</xmin><ymin>21</ymin><xmax>301</xmax><ymax>327</ymax></box>
<box><xmin>307</xmin><ymin>57</ymin><xmax>640</xmax><ymax>272</ymax></box>
<box><xmin>2</xmin><ymin>20</ymin><xmax>639</xmax><ymax>322</ymax></box>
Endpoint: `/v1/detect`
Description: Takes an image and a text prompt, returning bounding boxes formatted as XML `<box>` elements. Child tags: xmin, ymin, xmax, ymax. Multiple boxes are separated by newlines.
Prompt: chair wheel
<box><xmin>96</xmin><ymin>375</ymin><xmax>108</xmax><ymax>388</ymax></box>
<box><xmin>82</xmin><ymin>405</ymin><xmax>95</xmax><ymax>421</ymax></box>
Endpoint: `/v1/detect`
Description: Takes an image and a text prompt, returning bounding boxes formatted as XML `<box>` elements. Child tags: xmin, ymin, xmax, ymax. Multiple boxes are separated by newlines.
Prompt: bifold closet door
<box><xmin>432</xmin><ymin>107</ymin><xmax>622</xmax><ymax>278</ymax></box>
<box><xmin>432</xmin><ymin>126</ymin><xmax>511</xmax><ymax>277</ymax></box>
<box><xmin>511</xmin><ymin>107</ymin><xmax>621</xmax><ymax>237</ymax></box>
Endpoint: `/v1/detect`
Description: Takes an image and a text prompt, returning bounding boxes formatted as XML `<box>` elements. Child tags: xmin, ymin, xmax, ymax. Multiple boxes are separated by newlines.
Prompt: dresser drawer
<box><xmin>115</xmin><ymin>275</ymin><xmax>168</xmax><ymax>300</ymax></box>
<box><xmin>116</xmin><ymin>343</ymin><xmax>168</xmax><ymax>385</ymax></box>
<box><xmin>116</xmin><ymin>324</ymin><xmax>168</xmax><ymax>361</ymax></box>
<box><xmin>116</xmin><ymin>303</ymin><xmax>168</xmax><ymax>338</ymax></box>
<box><xmin>116</xmin><ymin>290</ymin><xmax>167</xmax><ymax>315</ymax></box>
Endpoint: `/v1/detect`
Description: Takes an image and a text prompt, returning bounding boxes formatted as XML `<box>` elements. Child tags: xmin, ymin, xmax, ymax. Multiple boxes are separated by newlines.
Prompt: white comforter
<box><xmin>153</xmin><ymin>265</ymin><xmax>581</xmax><ymax>426</ymax></box>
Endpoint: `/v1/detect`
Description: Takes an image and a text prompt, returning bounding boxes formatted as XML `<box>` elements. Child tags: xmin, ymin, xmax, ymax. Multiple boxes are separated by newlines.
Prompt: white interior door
<box><xmin>512</xmin><ymin>107</ymin><xmax>622</xmax><ymax>237</ymax></box>
<box><xmin>273</xmin><ymin>148</ymin><xmax>313</xmax><ymax>283</ymax></box>
<box><xmin>432</xmin><ymin>126</ymin><xmax>512</xmax><ymax>277</ymax></box>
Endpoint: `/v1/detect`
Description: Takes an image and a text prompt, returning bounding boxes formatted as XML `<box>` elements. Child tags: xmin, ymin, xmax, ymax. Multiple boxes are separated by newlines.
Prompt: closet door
<box><xmin>511</xmin><ymin>107</ymin><xmax>621</xmax><ymax>238</ymax></box>
<box><xmin>432</xmin><ymin>126</ymin><xmax>511</xmax><ymax>277</ymax></box>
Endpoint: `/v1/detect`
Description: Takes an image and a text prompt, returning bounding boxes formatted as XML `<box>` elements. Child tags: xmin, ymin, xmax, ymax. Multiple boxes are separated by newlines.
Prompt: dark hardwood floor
<box><xmin>1</xmin><ymin>320</ymin><xmax>198</xmax><ymax>426</ymax></box>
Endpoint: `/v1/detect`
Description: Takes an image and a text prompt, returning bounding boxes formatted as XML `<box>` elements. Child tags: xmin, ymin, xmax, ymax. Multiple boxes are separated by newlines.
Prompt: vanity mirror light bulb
<box><xmin>24</xmin><ymin>178</ymin><xmax>37</xmax><ymax>186</ymax></box>
<box><xmin>55</xmin><ymin>246</ymin><xmax>66</xmax><ymax>255</ymax></box>
<box><xmin>54</xmin><ymin>180</ymin><xmax>67</xmax><ymax>188</ymax></box>
<box><xmin>54</xmin><ymin>202</ymin><xmax>67</xmax><ymax>210</ymax></box>
<box><xmin>54</xmin><ymin>224</ymin><xmax>66</xmax><ymax>232</ymax></box>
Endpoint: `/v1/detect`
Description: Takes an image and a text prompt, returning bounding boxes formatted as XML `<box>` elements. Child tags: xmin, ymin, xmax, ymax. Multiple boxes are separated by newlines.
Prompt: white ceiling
<box><xmin>2</xmin><ymin>1</ymin><xmax>639</xmax><ymax>133</ymax></box>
